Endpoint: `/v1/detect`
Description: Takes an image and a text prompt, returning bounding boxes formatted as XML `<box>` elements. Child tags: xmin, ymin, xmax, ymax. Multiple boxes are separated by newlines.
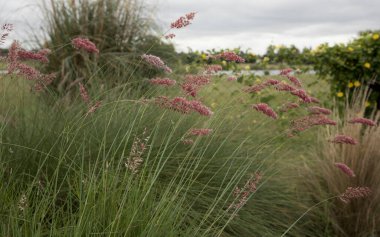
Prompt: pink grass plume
<box><xmin>171</xmin><ymin>12</ymin><xmax>196</xmax><ymax>29</ymax></box>
<box><xmin>72</xmin><ymin>37</ymin><xmax>99</xmax><ymax>54</ymax></box>
<box><xmin>339</xmin><ymin>187</ymin><xmax>371</xmax><ymax>204</ymax></box>
<box><xmin>334</xmin><ymin>162</ymin><xmax>356</xmax><ymax>177</ymax></box>
<box><xmin>330</xmin><ymin>135</ymin><xmax>358</xmax><ymax>145</ymax></box>
<box><xmin>142</xmin><ymin>54</ymin><xmax>172</xmax><ymax>73</ymax></box>
<box><xmin>348</xmin><ymin>117</ymin><xmax>376</xmax><ymax>126</ymax></box>
<box><xmin>79</xmin><ymin>83</ymin><xmax>90</xmax><ymax>103</ymax></box>
<box><xmin>252</xmin><ymin>103</ymin><xmax>278</xmax><ymax>119</ymax></box>
<box><xmin>308</xmin><ymin>106</ymin><xmax>332</xmax><ymax>115</ymax></box>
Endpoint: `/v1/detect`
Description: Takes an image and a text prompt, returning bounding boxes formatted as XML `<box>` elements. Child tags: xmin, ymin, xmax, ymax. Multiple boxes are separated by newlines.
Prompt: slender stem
<box><xmin>280</xmin><ymin>196</ymin><xmax>338</xmax><ymax>237</ymax></box>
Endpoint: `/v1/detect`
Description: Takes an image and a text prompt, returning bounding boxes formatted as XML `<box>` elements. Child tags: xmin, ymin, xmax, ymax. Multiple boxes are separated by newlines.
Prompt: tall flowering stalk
<box><xmin>125</xmin><ymin>129</ymin><xmax>149</xmax><ymax>174</ymax></box>
<box><xmin>228</xmin><ymin>173</ymin><xmax>262</xmax><ymax>211</ymax></box>
<box><xmin>308</xmin><ymin>106</ymin><xmax>332</xmax><ymax>115</ymax></box>
<box><xmin>170</xmin><ymin>12</ymin><xmax>196</xmax><ymax>29</ymax></box>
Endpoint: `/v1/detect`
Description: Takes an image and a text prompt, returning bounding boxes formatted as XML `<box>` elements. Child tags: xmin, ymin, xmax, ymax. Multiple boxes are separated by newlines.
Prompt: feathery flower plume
<box><xmin>16</xmin><ymin>63</ymin><xmax>41</xmax><ymax>80</ymax></box>
<box><xmin>308</xmin><ymin>106</ymin><xmax>332</xmax><ymax>115</ymax></box>
<box><xmin>216</xmin><ymin>52</ymin><xmax>245</xmax><ymax>63</ymax></box>
<box><xmin>181</xmin><ymin>74</ymin><xmax>211</xmax><ymax>97</ymax></box>
<box><xmin>263</xmin><ymin>79</ymin><xmax>280</xmax><ymax>86</ymax></box>
<box><xmin>150</xmin><ymin>77</ymin><xmax>176</xmax><ymax>86</ymax></box>
<box><xmin>229</xmin><ymin>172</ymin><xmax>262</xmax><ymax>211</ymax></box>
<box><xmin>190</xmin><ymin>100</ymin><xmax>214</xmax><ymax>116</ymax></box>
<box><xmin>171</xmin><ymin>12</ymin><xmax>196</xmax><ymax>29</ymax></box>
<box><xmin>334</xmin><ymin>162</ymin><xmax>356</xmax><ymax>177</ymax></box>
<box><xmin>155</xmin><ymin>96</ymin><xmax>213</xmax><ymax>116</ymax></box>
<box><xmin>290</xmin><ymin>114</ymin><xmax>336</xmax><ymax>133</ymax></box>
<box><xmin>330</xmin><ymin>135</ymin><xmax>358</xmax><ymax>145</ymax></box>
<box><xmin>34</xmin><ymin>73</ymin><xmax>56</xmax><ymax>92</ymax></box>
<box><xmin>291</xmin><ymin>89</ymin><xmax>312</xmax><ymax>103</ymax></box>
<box><xmin>348</xmin><ymin>117</ymin><xmax>376</xmax><ymax>126</ymax></box>
<box><xmin>286</xmin><ymin>75</ymin><xmax>302</xmax><ymax>88</ymax></box>
<box><xmin>205</xmin><ymin>64</ymin><xmax>223</xmax><ymax>73</ymax></box>
<box><xmin>252</xmin><ymin>103</ymin><xmax>278</xmax><ymax>119</ymax></box>
<box><xmin>18</xmin><ymin>50</ymin><xmax>49</xmax><ymax>63</ymax></box>
<box><xmin>7</xmin><ymin>41</ymin><xmax>20</xmax><ymax>74</ymax></box>
<box><xmin>274</xmin><ymin>82</ymin><xmax>296</xmax><ymax>92</ymax></box>
<box><xmin>79</xmin><ymin>83</ymin><xmax>90</xmax><ymax>103</ymax></box>
<box><xmin>125</xmin><ymin>128</ymin><xmax>149</xmax><ymax>174</ymax></box>
<box><xmin>142</xmin><ymin>54</ymin><xmax>172</xmax><ymax>73</ymax></box>
<box><xmin>72</xmin><ymin>37</ymin><xmax>99</xmax><ymax>54</ymax></box>
<box><xmin>280</xmin><ymin>68</ymin><xmax>292</xmax><ymax>76</ymax></box>
<box><xmin>227</xmin><ymin>76</ymin><xmax>237</xmax><ymax>81</ymax></box>
<box><xmin>164</xmin><ymin>33</ymin><xmax>176</xmax><ymax>39</ymax></box>
<box><xmin>280</xmin><ymin>102</ymin><xmax>299</xmax><ymax>112</ymax></box>
<box><xmin>1</xmin><ymin>23</ymin><xmax>13</xmax><ymax>45</ymax></box>
<box><xmin>188</xmin><ymin>128</ymin><xmax>213</xmax><ymax>136</ymax></box>
<box><xmin>339</xmin><ymin>187</ymin><xmax>371</xmax><ymax>204</ymax></box>
<box><xmin>86</xmin><ymin>101</ymin><xmax>102</xmax><ymax>115</ymax></box>
<box><xmin>309</xmin><ymin>97</ymin><xmax>320</xmax><ymax>104</ymax></box>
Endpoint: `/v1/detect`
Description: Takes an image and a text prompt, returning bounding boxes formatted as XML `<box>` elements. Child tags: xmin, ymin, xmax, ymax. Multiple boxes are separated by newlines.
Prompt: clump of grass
<box><xmin>301</xmin><ymin>87</ymin><xmax>380</xmax><ymax>236</ymax></box>
<box><xmin>38</xmin><ymin>0</ymin><xmax>177</xmax><ymax>96</ymax></box>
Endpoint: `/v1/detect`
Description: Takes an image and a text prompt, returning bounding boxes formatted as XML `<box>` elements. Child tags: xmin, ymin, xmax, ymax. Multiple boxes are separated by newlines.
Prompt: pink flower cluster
<box><xmin>216</xmin><ymin>52</ymin><xmax>245</xmax><ymax>63</ymax></box>
<box><xmin>150</xmin><ymin>77</ymin><xmax>176</xmax><ymax>86</ymax></box>
<box><xmin>188</xmin><ymin>128</ymin><xmax>213</xmax><ymax>136</ymax></box>
<box><xmin>308</xmin><ymin>106</ymin><xmax>332</xmax><ymax>115</ymax></box>
<box><xmin>290</xmin><ymin>89</ymin><xmax>312</xmax><ymax>103</ymax></box>
<box><xmin>171</xmin><ymin>12</ymin><xmax>196</xmax><ymax>29</ymax></box>
<box><xmin>72</xmin><ymin>37</ymin><xmax>99</xmax><ymax>54</ymax></box>
<box><xmin>252</xmin><ymin>103</ymin><xmax>278</xmax><ymax>119</ymax></box>
<box><xmin>142</xmin><ymin>54</ymin><xmax>172</xmax><ymax>73</ymax></box>
<box><xmin>229</xmin><ymin>172</ymin><xmax>262</xmax><ymax>211</ymax></box>
<box><xmin>181</xmin><ymin>74</ymin><xmax>211</xmax><ymax>97</ymax></box>
<box><xmin>205</xmin><ymin>65</ymin><xmax>223</xmax><ymax>73</ymax></box>
<box><xmin>348</xmin><ymin>117</ymin><xmax>376</xmax><ymax>126</ymax></box>
<box><xmin>18</xmin><ymin>49</ymin><xmax>50</xmax><ymax>63</ymax></box>
<box><xmin>280</xmin><ymin>68</ymin><xmax>292</xmax><ymax>76</ymax></box>
<box><xmin>243</xmin><ymin>79</ymin><xmax>280</xmax><ymax>93</ymax></box>
<box><xmin>274</xmin><ymin>82</ymin><xmax>296</xmax><ymax>92</ymax></box>
<box><xmin>79</xmin><ymin>82</ymin><xmax>90</xmax><ymax>103</ymax></box>
<box><xmin>334</xmin><ymin>162</ymin><xmax>356</xmax><ymax>177</ymax></box>
<box><xmin>339</xmin><ymin>187</ymin><xmax>371</xmax><ymax>204</ymax></box>
<box><xmin>290</xmin><ymin>114</ymin><xmax>336</xmax><ymax>133</ymax></box>
<box><xmin>155</xmin><ymin>96</ymin><xmax>213</xmax><ymax>116</ymax></box>
<box><xmin>330</xmin><ymin>135</ymin><xmax>358</xmax><ymax>145</ymax></box>
<box><xmin>286</xmin><ymin>75</ymin><xmax>302</xmax><ymax>88</ymax></box>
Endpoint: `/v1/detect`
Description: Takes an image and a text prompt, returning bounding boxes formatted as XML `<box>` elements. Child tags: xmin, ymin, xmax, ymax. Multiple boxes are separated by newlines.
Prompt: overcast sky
<box><xmin>1</xmin><ymin>0</ymin><xmax>379</xmax><ymax>54</ymax></box>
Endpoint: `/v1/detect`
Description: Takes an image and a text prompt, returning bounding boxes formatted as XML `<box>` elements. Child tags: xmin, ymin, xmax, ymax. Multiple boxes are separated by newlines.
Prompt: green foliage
<box><xmin>312</xmin><ymin>30</ymin><xmax>380</xmax><ymax>105</ymax></box>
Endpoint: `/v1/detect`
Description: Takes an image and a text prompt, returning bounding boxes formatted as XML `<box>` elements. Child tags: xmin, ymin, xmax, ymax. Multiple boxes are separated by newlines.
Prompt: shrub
<box><xmin>312</xmin><ymin>30</ymin><xmax>380</xmax><ymax>108</ymax></box>
<box><xmin>39</xmin><ymin>0</ymin><xmax>177</xmax><ymax>96</ymax></box>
